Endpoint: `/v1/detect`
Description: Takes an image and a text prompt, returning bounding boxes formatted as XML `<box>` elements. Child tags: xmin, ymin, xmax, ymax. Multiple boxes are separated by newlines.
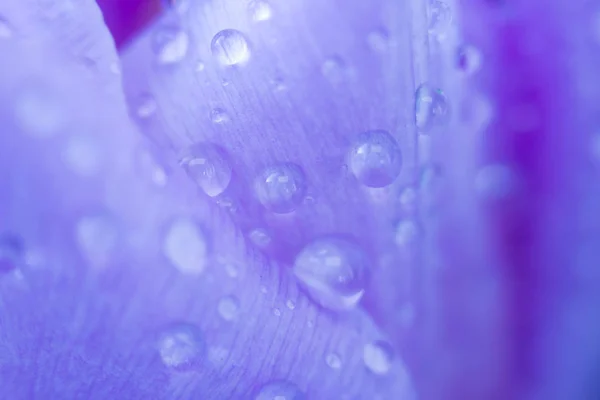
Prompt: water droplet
<box><xmin>163</xmin><ymin>218</ymin><xmax>208</xmax><ymax>275</ymax></box>
<box><xmin>180</xmin><ymin>143</ymin><xmax>232</xmax><ymax>197</ymax></box>
<box><xmin>0</xmin><ymin>235</ymin><xmax>23</xmax><ymax>273</ymax></box>
<box><xmin>136</xmin><ymin>149</ymin><xmax>168</xmax><ymax>187</ymax></box>
<box><xmin>249</xmin><ymin>228</ymin><xmax>272</xmax><ymax>248</ymax></box>
<box><xmin>429</xmin><ymin>0</ymin><xmax>453</xmax><ymax>40</ymax></box>
<box><xmin>363</xmin><ymin>341</ymin><xmax>393</xmax><ymax>375</ymax></box>
<box><xmin>254</xmin><ymin>163</ymin><xmax>307</xmax><ymax>214</ymax></box>
<box><xmin>0</xmin><ymin>18</ymin><xmax>13</xmax><ymax>38</ymax></box>
<box><xmin>415</xmin><ymin>84</ymin><xmax>449</xmax><ymax>132</ymax></box>
<box><xmin>249</xmin><ymin>0</ymin><xmax>272</xmax><ymax>22</ymax></box>
<box><xmin>223</xmin><ymin>261</ymin><xmax>239</xmax><ymax>278</ymax></box>
<box><xmin>64</xmin><ymin>135</ymin><xmax>102</xmax><ymax>176</ymax></box>
<box><xmin>76</xmin><ymin>214</ymin><xmax>117</xmax><ymax>267</ymax></box>
<box><xmin>218</xmin><ymin>296</ymin><xmax>240</xmax><ymax>321</ymax></box>
<box><xmin>158</xmin><ymin>322</ymin><xmax>205</xmax><ymax>371</ymax></box>
<box><xmin>152</xmin><ymin>26</ymin><xmax>189</xmax><ymax>65</ymax></box>
<box><xmin>474</xmin><ymin>164</ymin><xmax>515</xmax><ymax>200</ymax></box>
<box><xmin>136</xmin><ymin>94</ymin><xmax>157</xmax><ymax>119</ymax></box>
<box><xmin>260</xmin><ymin>285</ymin><xmax>268</xmax><ymax>294</ymax></box>
<box><xmin>211</xmin><ymin>29</ymin><xmax>250</xmax><ymax>66</ymax></box>
<box><xmin>293</xmin><ymin>237</ymin><xmax>370</xmax><ymax>311</ymax></box>
<box><xmin>367</xmin><ymin>29</ymin><xmax>389</xmax><ymax>52</ymax></box>
<box><xmin>14</xmin><ymin>83</ymin><xmax>65</xmax><ymax>138</ymax></box>
<box><xmin>457</xmin><ymin>44</ymin><xmax>482</xmax><ymax>74</ymax></box>
<box><xmin>255</xmin><ymin>380</ymin><xmax>306</xmax><ymax>400</ymax></box>
<box><xmin>321</xmin><ymin>56</ymin><xmax>346</xmax><ymax>84</ymax></box>
<box><xmin>325</xmin><ymin>352</ymin><xmax>342</xmax><ymax>369</ymax></box>
<box><xmin>273</xmin><ymin>308</ymin><xmax>281</xmax><ymax>317</ymax></box>
<box><xmin>210</xmin><ymin>108</ymin><xmax>229</xmax><ymax>124</ymax></box>
<box><xmin>349</xmin><ymin>130</ymin><xmax>402</xmax><ymax>188</ymax></box>
<box><xmin>286</xmin><ymin>299</ymin><xmax>296</xmax><ymax>310</ymax></box>
<box><xmin>195</xmin><ymin>60</ymin><xmax>206</xmax><ymax>72</ymax></box>
<box><xmin>395</xmin><ymin>219</ymin><xmax>419</xmax><ymax>246</ymax></box>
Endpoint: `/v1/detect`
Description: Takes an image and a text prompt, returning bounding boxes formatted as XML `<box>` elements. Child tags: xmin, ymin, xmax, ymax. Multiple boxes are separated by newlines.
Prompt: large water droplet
<box><xmin>254</xmin><ymin>163</ymin><xmax>307</xmax><ymax>214</ymax></box>
<box><xmin>217</xmin><ymin>296</ymin><xmax>240</xmax><ymax>321</ymax></box>
<box><xmin>293</xmin><ymin>237</ymin><xmax>370</xmax><ymax>311</ymax></box>
<box><xmin>152</xmin><ymin>26</ymin><xmax>189</xmax><ymax>65</ymax></box>
<box><xmin>211</xmin><ymin>29</ymin><xmax>250</xmax><ymax>66</ymax></box>
<box><xmin>325</xmin><ymin>352</ymin><xmax>342</xmax><ymax>370</ymax></box>
<box><xmin>363</xmin><ymin>340</ymin><xmax>393</xmax><ymax>375</ymax></box>
<box><xmin>158</xmin><ymin>322</ymin><xmax>206</xmax><ymax>371</ymax></box>
<box><xmin>76</xmin><ymin>214</ymin><xmax>118</xmax><ymax>267</ymax></box>
<box><xmin>0</xmin><ymin>235</ymin><xmax>23</xmax><ymax>273</ymax></box>
<box><xmin>14</xmin><ymin>83</ymin><xmax>65</xmax><ymax>138</ymax></box>
<box><xmin>415</xmin><ymin>84</ymin><xmax>449</xmax><ymax>132</ymax></box>
<box><xmin>349</xmin><ymin>130</ymin><xmax>402</xmax><ymax>188</ymax></box>
<box><xmin>64</xmin><ymin>135</ymin><xmax>102</xmax><ymax>176</ymax></box>
<box><xmin>255</xmin><ymin>380</ymin><xmax>306</xmax><ymax>400</ymax></box>
<box><xmin>163</xmin><ymin>218</ymin><xmax>208</xmax><ymax>275</ymax></box>
<box><xmin>429</xmin><ymin>0</ymin><xmax>453</xmax><ymax>40</ymax></box>
<box><xmin>180</xmin><ymin>143</ymin><xmax>232</xmax><ymax>197</ymax></box>
<box><xmin>249</xmin><ymin>0</ymin><xmax>272</xmax><ymax>22</ymax></box>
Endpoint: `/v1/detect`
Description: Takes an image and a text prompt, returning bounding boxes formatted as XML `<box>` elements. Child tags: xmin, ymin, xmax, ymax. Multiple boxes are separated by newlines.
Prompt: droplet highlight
<box><xmin>210</xmin><ymin>108</ymin><xmax>229</xmax><ymax>124</ymax></box>
<box><xmin>415</xmin><ymin>84</ymin><xmax>449</xmax><ymax>132</ymax></box>
<box><xmin>254</xmin><ymin>163</ymin><xmax>307</xmax><ymax>214</ymax></box>
<box><xmin>325</xmin><ymin>352</ymin><xmax>342</xmax><ymax>370</ymax></box>
<box><xmin>180</xmin><ymin>143</ymin><xmax>232</xmax><ymax>197</ymax></box>
<box><xmin>293</xmin><ymin>237</ymin><xmax>370</xmax><ymax>311</ymax></box>
<box><xmin>217</xmin><ymin>296</ymin><xmax>240</xmax><ymax>321</ymax></box>
<box><xmin>163</xmin><ymin>218</ymin><xmax>208</xmax><ymax>275</ymax></box>
<box><xmin>211</xmin><ymin>29</ymin><xmax>250</xmax><ymax>66</ymax></box>
<box><xmin>152</xmin><ymin>26</ymin><xmax>189</xmax><ymax>65</ymax></box>
<box><xmin>158</xmin><ymin>322</ymin><xmax>206</xmax><ymax>371</ymax></box>
<box><xmin>249</xmin><ymin>0</ymin><xmax>272</xmax><ymax>22</ymax></box>
<box><xmin>349</xmin><ymin>130</ymin><xmax>402</xmax><ymax>188</ymax></box>
<box><xmin>363</xmin><ymin>340</ymin><xmax>393</xmax><ymax>375</ymax></box>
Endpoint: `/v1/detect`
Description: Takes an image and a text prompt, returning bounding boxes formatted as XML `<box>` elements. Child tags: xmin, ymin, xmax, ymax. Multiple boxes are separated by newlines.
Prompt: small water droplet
<box><xmin>474</xmin><ymin>164</ymin><xmax>516</xmax><ymax>200</ymax></box>
<box><xmin>163</xmin><ymin>218</ymin><xmax>208</xmax><ymax>275</ymax></box>
<box><xmin>136</xmin><ymin>94</ymin><xmax>157</xmax><ymax>119</ymax></box>
<box><xmin>195</xmin><ymin>60</ymin><xmax>206</xmax><ymax>72</ymax></box>
<box><xmin>152</xmin><ymin>26</ymin><xmax>189</xmax><ymax>65</ymax></box>
<box><xmin>218</xmin><ymin>296</ymin><xmax>240</xmax><ymax>321</ymax></box>
<box><xmin>249</xmin><ymin>0</ymin><xmax>273</xmax><ymax>22</ymax></box>
<box><xmin>0</xmin><ymin>18</ymin><xmax>13</xmax><ymax>38</ymax></box>
<box><xmin>457</xmin><ymin>44</ymin><xmax>482</xmax><ymax>75</ymax></box>
<box><xmin>211</xmin><ymin>108</ymin><xmax>229</xmax><ymax>124</ymax></box>
<box><xmin>395</xmin><ymin>219</ymin><xmax>419</xmax><ymax>246</ymax></box>
<box><xmin>363</xmin><ymin>341</ymin><xmax>394</xmax><ymax>375</ymax></box>
<box><xmin>14</xmin><ymin>83</ymin><xmax>66</xmax><ymax>138</ymax></box>
<box><xmin>180</xmin><ymin>143</ymin><xmax>232</xmax><ymax>197</ymax></box>
<box><xmin>136</xmin><ymin>149</ymin><xmax>168</xmax><ymax>187</ymax></box>
<box><xmin>415</xmin><ymin>84</ymin><xmax>449</xmax><ymax>132</ymax></box>
<box><xmin>321</xmin><ymin>56</ymin><xmax>346</xmax><ymax>84</ymax></box>
<box><xmin>223</xmin><ymin>261</ymin><xmax>240</xmax><ymax>278</ymax></box>
<box><xmin>367</xmin><ymin>29</ymin><xmax>389</xmax><ymax>52</ymax></box>
<box><xmin>260</xmin><ymin>285</ymin><xmax>268</xmax><ymax>294</ymax></box>
<box><xmin>254</xmin><ymin>163</ymin><xmax>307</xmax><ymax>214</ymax></box>
<box><xmin>249</xmin><ymin>228</ymin><xmax>272</xmax><ymax>248</ymax></box>
<box><xmin>64</xmin><ymin>135</ymin><xmax>102</xmax><ymax>176</ymax></box>
<box><xmin>325</xmin><ymin>352</ymin><xmax>342</xmax><ymax>370</ymax></box>
<box><xmin>158</xmin><ymin>322</ymin><xmax>205</xmax><ymax>371</ymax></box>
<box><xmin>255</xmin><ymin>380</ymin><xmax>305</xmax><ymax>400</ymax></box>
<box><xmin>349</xmin><ymin>130</ymin><xmax>402</xmax><ymax>188</ymax></box>
<box><xmin>293</xmin><ymin>237</ymin><xmax>370</xmax><ymax>311</ymax></box>
<box><xmin>273</xmin><ymin>308</ymin><xmax>281</xmax><ymax>317</ymax></box>
<box><xmin>429</xmin><ymin>0</ymin><xmax>453</xmax><ymax>40</ymax></box>
<box><xmin>211</xmin><ymin>29</ymin><xmax>251</xmax><ymax>66</ymax></box>
<box><xmin>286</xmin><ymin>299</ymin><xmax>296</xmax><ymax>310</ymax></box>
<box><xmin>76</xmin><ymin>214</ymin><xmax>118</xmax><ymax>268</ymax></box>
<box><xmin>0</xmin><ymin>235</ymin><xmax>23</xmax><ymax>273</ymax></box>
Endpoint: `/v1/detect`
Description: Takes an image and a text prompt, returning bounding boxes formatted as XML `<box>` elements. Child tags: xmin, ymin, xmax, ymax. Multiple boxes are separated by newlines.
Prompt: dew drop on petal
<box><xmin>0</xmin><ymin>235</ymin><xmax>23</xmax><ymax>274</ymax></box>
<box><xmin>349</xmin><ymin>130</ymin><xmax>402</xmax><ymax>188</ymax></box>
<box><xmin>363</xmin><ymin>340</ymin><xmax>393</xmax><ymax>375</ymax></box>
<box><xmin>285</xmin><ymin>299</ymin><xmax>296</xmax><ymax>310</ymax></box>
<box><xmin>249</xmin><ymin>228</ymin><xmax>272</xmax><ymax>248</ymax></box>
<box><xmin>135</xmin><ymin>94</ymin><xmax>157</xmax><ymax>119</ymax></box>
<box><xmin>163</xmin><ymin>218</ymin><xmax>208</xmax><ymax>275</ymax></box>
<box><xmin>415</xmin><ymin>84</ymin><xmax>449</xmax><ymax>132</ymax></box>
<box><xmin>158</xmin><ymin>322</ymin><xmax>206</xmax><ymax>371</ymax></box>
<box><xmin>273</xmin><ymin>308</ymin><xmax>281</xmax><ymax>317</ymax></box>
<box><xmin>254</xmin><ymin>163</ymin><xmax>307</xmax><ymax>214</ymax></box>
<box><xmin>255</xmin><ymin>380</ymin><xmax>306</xmax><ymax>400</ymax></box>
<box><xmin>293</xmin><ymin>237</ymin><xmax>370</xmax><ymax>311</ymax></box>
<box><xmin>249</xmin><ymin>0</ymin><xmax>272</xmax><ymax>22</ymax></box>
<box><xmin>325</xmin><ymin>352</ymin><xmax>342</xmax><ymax>370</ymax></box>
<box><xmin>180</xmin><ymin>143</ymin><xmax>232</xmax><ymax>197</ymax></box>
<box><xmin>457</xmin><ymin>44</ymin><xmax>482</xmax><ymax>75</ymax></box>
<box><xmin>14</xmin><ymin>84</ymin><xmax>65</xmax><ymax>138</ymax></box>
<box><xmin>76</xmin><ymin>214</ymin><xmax>118</xmax><ymax>267</ymax></box>
<box><xmin>217</xmin><ymin>296</ymin><xmax>240</xmax><ymax>321</ymax></box>
<box><xmin>211</xmin><ymin>29</ymin><xmax>250</xmax><ymax>66</ymax></box>
<box><xmin>211</xmin><ymin>108</ymin><xmax>229</xmax><ymax>124</ymax></box>
<box><xmin>429</xmin><ymin>0</ymin><xmax>453</xmax><ymax>40</ymax></box>
<box><xmin>152</xmin><ymin>26</ymin><xmax>189</xmax><ymax>65</ymax></box>
<box><xmin>64</xmin><ymin>135</ymin><xmax>102</xmax><ymax>177</ymax></box>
